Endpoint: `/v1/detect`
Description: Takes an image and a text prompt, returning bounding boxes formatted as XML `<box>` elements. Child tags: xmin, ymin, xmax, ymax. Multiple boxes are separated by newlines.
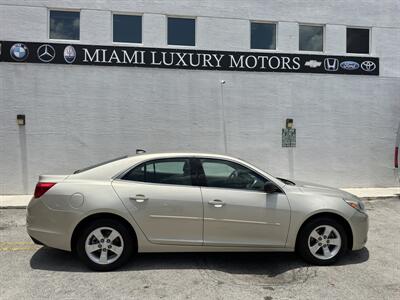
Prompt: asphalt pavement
<box><xmin>0</xmin><ymin>198</ymin><xmax>399</xmax><ymax>299</ymax></box>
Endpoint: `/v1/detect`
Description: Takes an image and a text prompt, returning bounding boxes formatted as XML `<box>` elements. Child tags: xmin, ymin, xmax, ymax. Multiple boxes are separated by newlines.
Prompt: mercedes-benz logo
<box><xmin>361</xmin><ymin>61</ymin><xmax>376</xmax><ymax>72</ymax></box>
<box><xmin>37</xmin><ymin>44</ymin><xmax>56</xmax><ymax>62</ymax></box>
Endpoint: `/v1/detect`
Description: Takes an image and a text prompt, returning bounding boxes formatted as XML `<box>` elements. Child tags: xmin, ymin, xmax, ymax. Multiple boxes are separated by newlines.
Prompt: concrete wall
<box><xmin>1</xmin><ymin>0</ymin><xmax>399</xmax><ymax>193</ymax></box>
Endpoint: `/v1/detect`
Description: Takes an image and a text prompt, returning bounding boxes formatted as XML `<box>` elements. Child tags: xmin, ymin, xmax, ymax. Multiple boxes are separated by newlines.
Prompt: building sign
<box><xmin>282</xmin><ymin>128</ymin><xmax>296</xmax><ymax>147</ymax></box>
<box><xmin>0</xmin><ymin>41</ymin><xmax>379</xmax><ymax>75</ymax></box>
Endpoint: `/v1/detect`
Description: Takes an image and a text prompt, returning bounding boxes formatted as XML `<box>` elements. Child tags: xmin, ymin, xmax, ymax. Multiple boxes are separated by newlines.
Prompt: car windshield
<box><xmin>73</xmin><ymin>155</ymin><xmax>129</xmax><ymax>174</ymax></box>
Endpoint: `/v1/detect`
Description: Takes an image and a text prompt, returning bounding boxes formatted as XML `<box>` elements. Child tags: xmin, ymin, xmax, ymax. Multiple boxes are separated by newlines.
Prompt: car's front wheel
<box><xmin>76</xmin><ymin>219</ymin><xmax>134</xmax><ymax>271</ymax></box>
<box><xmin>297</xmin><ymin>217</ymin><xmax>348</xmax><ymax>265</ymax></box>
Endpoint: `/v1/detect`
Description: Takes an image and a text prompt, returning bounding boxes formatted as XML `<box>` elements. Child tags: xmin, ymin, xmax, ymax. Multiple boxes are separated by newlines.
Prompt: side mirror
<box><xmin>264</xmin><ymin>182</ymin><xmax>281</xmax><ymax>194</ymax></box>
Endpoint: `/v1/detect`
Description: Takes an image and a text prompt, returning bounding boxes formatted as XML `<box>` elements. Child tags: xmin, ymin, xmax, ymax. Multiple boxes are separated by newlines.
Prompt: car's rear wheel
<box><xmin>76</xmin><ymin>219</ymin><xmax>134</xmax><ymax>271</ymax></box>
<box><xmin>297</xmin><ymin>217</ymin><xmax>348</xmax><ymax>265</ymax></box>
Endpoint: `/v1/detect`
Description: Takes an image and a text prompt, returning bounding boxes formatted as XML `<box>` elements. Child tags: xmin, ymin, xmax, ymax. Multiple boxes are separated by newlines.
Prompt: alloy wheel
<box><xmin>308</xmin><ymin>225</ymin><xmax>341</xmax><ymax>260</ymax></box>
<box><xmin>85</xmin><ymin>227</ymin><xmax>124</xmax><ymax>265</ymax></box>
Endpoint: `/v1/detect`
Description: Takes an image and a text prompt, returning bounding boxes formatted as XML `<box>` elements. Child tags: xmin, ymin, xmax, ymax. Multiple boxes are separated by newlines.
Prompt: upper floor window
<box><xmin>49</xmin><ymin>10</ymin><xmax>80</xmax><ymax>40</ymax></box>
<box><xmin>250</xmin><ymin>22</ymin><xmax>276</xmax><ymax>50</ymax></box>
<box><xmin>168</xmin><ymin>17</ymin><xmax>196</xmax><ymax>46</ymax></box>
<box><xmin>347</xmin><ymin>28</ymin><xmax>370</xmax><ymax>54</ymax></box>
<box><xmin>122</xmin><ymin>159</ymin><xmax>192</xmax><ymax>186</ymax></box>
<box><xmin>113</xmin><ymin>14</ymin><xmax>142</xmax><ymax>43</ymax></box>
<box><xmin>299</xmin><ymin>24</ymin><xmax>323</xmax><ymax>52</ymax></box>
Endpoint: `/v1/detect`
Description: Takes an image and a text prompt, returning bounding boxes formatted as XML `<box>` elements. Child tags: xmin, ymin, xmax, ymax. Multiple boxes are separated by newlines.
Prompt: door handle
<box><xmin>208</xmin><ymin>199</ymin><xmax>225</xmax><ymax>208</ymax></box>
<box><xmin>129</xmin><ymin>195</ymin><xmax>149</xmax><ymax>203</ymax></box>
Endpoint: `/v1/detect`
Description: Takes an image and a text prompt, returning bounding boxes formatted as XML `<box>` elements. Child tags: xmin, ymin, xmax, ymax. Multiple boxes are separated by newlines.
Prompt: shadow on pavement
<box><xmin>30</xmin><ymin>246</ymin><xmax>369</xmax><ymax>274</ymax></box>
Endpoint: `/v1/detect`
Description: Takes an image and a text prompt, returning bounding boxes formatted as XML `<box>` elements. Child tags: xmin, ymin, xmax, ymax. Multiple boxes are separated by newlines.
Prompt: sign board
<box><xmin>0</xmin><ymin>41</ymin><xmax>379</xmax><ymax>75</ymax></box>
<box><xmin>282</xmin><ymin>128</ymin><xmax>296</xmax><ymax>147</ymax></box>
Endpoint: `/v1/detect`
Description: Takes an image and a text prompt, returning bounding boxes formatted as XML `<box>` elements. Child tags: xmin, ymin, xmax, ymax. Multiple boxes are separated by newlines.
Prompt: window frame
<box><xmin>196</xmin><ymin>158</ymin><xmax>271</xmax><ymax>193</ymax></box>
<box><xmin>115</xmin><ymin>156</ymin><xmax>283</xmax><ymax>193</ymax></box>
<box><xmin>118</xmin><ymin>157</ymin><xmax>197</xmax><ymax>187</ymax></box>
<box><xmin>111</xmin><ymin>12</ymin><xmax>143</xmax><ymax>45</ymax></box>
<box><xmin>166</xmin><ymin>15</ymin><xmax>197</xmax><ymax>48</ymax></box>
<box><xmin>346</xmin><ymin>26</ymin><xmax>371</xmax><ymax>55</ymax></box>
<box><xmin>250</xmin><ymin>20</ymin><xmax>278</xmax><ymax>51</ymax></box>
<box><xmin>298</xmin><ymin>23</ymin><xmax>325</xmax><ymax>53</ymax></box>
<box><xmin>48</xmin><ymin>8</ymin><xmax>81</xmax><ymax>42</ymax></box>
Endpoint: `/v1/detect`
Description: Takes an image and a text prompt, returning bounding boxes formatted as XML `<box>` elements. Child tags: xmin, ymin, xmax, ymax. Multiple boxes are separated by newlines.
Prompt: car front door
<box><xmin>112</xmin><ymin>158</ymin><xmax>203</xmax><ymax>246</ymax></box>
<box><xmin>198</xmin><ymin>158</ymin><xmax>290</xmax><ymax>247</ymax></box>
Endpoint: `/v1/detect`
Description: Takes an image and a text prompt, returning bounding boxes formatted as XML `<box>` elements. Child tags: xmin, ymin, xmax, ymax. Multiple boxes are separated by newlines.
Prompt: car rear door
<box><xmin>198</xmin><ymin>158</ymin><xmax>290</xmax><ymax>247</ymax></box>
<box><xmin>112</xmin><ymin>158</ymin><xmax>204</xmax><ymax>246</ymax></box>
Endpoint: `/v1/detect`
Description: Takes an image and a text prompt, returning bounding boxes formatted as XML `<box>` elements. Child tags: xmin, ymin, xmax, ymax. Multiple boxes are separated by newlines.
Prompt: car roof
<box><xmin>70</xmin><ymin>152</ymin><xmax>240</xmax><ymax>180</ymax></box>
<box><xmin>128</xmin><ymin>152</ymin><xmax>238</xmax><ymax>160</ymax></box>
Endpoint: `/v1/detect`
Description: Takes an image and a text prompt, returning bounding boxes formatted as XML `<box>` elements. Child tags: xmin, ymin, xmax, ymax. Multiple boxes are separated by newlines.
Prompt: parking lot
<box><xmin>0</xmin><ymin>198</ymin><xmax>399</xmax><ymax>299</ymax></box>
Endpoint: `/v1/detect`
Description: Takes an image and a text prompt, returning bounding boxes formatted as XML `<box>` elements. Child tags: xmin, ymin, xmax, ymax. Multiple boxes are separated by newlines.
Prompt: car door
<box><xmin>198</xmin><ymin>158</ymin><xmax>290</xmax><ymax>247</ymax></box>
<box><xmin>112</xmin><ymin>158</ymin><xmax>204</xmax><ymax>245</ymax></box>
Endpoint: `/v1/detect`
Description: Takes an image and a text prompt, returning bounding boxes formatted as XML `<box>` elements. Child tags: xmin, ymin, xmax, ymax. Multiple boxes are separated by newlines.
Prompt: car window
<box><xmin>122</xmin><ymin>158</ymin><xmax>192</xmax><ymax>186</ymax></box>
<box><xmin>123</xmin><ymin>164</ymin><xmax>145</xmax><ymax>182</ymax></box>
<box><xmin>200</xmin><ymin>159</ymin><xmax>267</xmax><ymax>191</ymax></box>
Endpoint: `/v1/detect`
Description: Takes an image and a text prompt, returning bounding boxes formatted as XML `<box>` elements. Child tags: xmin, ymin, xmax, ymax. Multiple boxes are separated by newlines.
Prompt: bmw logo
<box><xmin>64</xmin><ymin>45</ymin><xmax>76</xmax><ymax>64</ymax></box>
<box><xmin>10</xmin><ymin>43</ymin><xmax>29</xmax><ymax>61</ymax></box>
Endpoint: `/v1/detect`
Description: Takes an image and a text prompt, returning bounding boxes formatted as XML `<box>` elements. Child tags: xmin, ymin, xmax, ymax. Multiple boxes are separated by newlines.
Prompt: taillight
<box><xmin>395</xmin><ymin>146</ymin><xmax>399</xmax><ymax>168</ymax></box>
<box><xmin>34</xmin><ymin>182</ymin><xmax>56</xmax><ymax>198</ymax></box>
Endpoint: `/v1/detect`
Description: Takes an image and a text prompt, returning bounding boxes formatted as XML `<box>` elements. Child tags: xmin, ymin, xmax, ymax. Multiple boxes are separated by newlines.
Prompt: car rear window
<box><xmin>73</xmin><ymin>155</ymin><xmax>128</xmax><ymax>174</ymax></box>
<box><xmin>122</xmin><ymin>158</ymin><xmax>192</xmax><ymax>186</ymax></box>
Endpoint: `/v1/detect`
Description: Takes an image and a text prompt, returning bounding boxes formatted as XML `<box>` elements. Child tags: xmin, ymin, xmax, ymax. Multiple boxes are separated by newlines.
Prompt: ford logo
<box><xmin>340</xmin><ymin>61</ymin><xmax>359</xmax><ymax>71</ymax></box>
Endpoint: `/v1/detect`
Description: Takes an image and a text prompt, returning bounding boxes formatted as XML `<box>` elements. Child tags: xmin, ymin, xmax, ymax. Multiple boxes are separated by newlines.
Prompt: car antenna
<box><xmin>136</xmin><ymin>149</ymin><xmax>146</xmax><ymax>154</ymax></box>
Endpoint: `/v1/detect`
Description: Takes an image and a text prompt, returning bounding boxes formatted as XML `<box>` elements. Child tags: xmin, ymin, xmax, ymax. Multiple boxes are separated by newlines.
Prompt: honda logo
<box><xmin>324</xmin><ymin>58</ymin><xmax>339</xmax><ymax>71</ymax></box>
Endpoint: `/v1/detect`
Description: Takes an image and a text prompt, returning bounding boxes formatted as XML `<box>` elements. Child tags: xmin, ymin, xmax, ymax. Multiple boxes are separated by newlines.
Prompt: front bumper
<box><xmin>349</xmin><ymin>210</ymin><xmax>369</xmax><ymax>250</ymax></box>
<box><xmin>26</xmin><ymin>197</ymin><xmax>78</xmax><ymax>251</ymax></box>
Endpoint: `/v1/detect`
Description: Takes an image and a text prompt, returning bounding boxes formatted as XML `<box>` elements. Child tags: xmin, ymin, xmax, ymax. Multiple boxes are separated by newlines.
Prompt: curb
<box><xmin>0</xmin><ymin>206</ymin><xmax>28</xmax><ymax>209</ymax></box>
<box><xmin>359</xmin><ymin>195</ymin><xmax>399</xmax><ymax>201</ymax></box>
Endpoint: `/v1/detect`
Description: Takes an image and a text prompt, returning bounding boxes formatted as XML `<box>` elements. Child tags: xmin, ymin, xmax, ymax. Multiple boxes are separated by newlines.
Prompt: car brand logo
<box><xmin>324</xmin><ymin>58</ymin><xmax>339</xmax><ymax>71</ymax></box>
<box><xmin>37</xmin><ymin>44</ymin><xmax>56</xmax><ymax>62</ymax></box>
<box><xmin>63</xmin><ymin>45</ymin><xmax>76</xmax><ymax>63</ymax></box>
<box><xmin>10</xmin><ymin>43</ymin><xmax>29</xmax><ymax>61</ymax></box>
<box><xmin>340</xmin><ymin>61</ymin><xmax>359</xmax><ymax>70</ymax></box>
<box><xmin>361</xmin><ymin>61</ymin><xmax>376</xmax><ymax>72</ymax></box>
<box><xmin>305</xmin><ymin>60</ymin><xmax>321</xmax><ymax>68</ymax></box>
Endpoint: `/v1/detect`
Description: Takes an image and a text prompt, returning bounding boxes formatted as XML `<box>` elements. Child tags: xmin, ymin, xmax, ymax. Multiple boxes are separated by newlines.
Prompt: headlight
<box><xmin>344</xmin><ymin>198</ymin><xmax>366</xmax><ymax>213</ymax></box>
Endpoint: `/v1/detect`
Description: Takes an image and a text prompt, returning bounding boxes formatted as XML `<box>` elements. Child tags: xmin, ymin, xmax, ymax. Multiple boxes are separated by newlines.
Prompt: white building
<box><xmin>0</xmin><ymin>0</ymin><xmax>399</xmax><ymax>194</ymax></box>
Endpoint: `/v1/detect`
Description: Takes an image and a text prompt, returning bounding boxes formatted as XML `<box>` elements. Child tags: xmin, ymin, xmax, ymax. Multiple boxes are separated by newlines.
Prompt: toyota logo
<box><xmin>37</xmin><ymin>44</ymin><xmax>56</xmax><ymax>62</ymax></box>
<box><xmin>361</xmin><ymin>61</ymin><xmax>376</xmax><ymax>72</ymax></box>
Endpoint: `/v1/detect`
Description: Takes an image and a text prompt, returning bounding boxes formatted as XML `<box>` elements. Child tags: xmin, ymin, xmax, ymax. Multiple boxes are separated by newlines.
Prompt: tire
<box><xmin>76</xmin><ymin>219</ymin><xmax>135</xmax><ymax>271</ymax></box>
<box><xmin>296</xmin><ymin>217</ymin><xmax>348</xmax><ymax>265</ymax></box>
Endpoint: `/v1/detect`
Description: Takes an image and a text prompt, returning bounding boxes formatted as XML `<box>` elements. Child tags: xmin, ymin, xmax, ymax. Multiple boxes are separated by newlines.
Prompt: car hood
<box><xmin>288</xmin><ymin>179</ymin><xmax>357</xmax><ymax>199</ymax></box>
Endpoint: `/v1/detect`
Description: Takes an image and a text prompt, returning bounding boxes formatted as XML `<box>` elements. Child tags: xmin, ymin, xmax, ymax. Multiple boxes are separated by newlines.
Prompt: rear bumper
<box><xmin>349</xmin><ymin>210</ymin><xmax>369</xmax><ymax>250</ymax></box>
<box><xmin>26</xmin><ymin>197</ymin><xmax>77</xmax><ymax>251</ymax></box>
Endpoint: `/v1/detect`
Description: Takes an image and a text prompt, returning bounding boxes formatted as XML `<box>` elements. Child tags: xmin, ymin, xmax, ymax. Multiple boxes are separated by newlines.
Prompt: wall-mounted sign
<box><xmin>282</xmin><ymin>128</ymin><xmax>296</xmax><ymax>147</ymax></box>
<box><xmin>0</xmin><ymin>41</ymin><xmax>379</xmax><ymax>75</ymax></box>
